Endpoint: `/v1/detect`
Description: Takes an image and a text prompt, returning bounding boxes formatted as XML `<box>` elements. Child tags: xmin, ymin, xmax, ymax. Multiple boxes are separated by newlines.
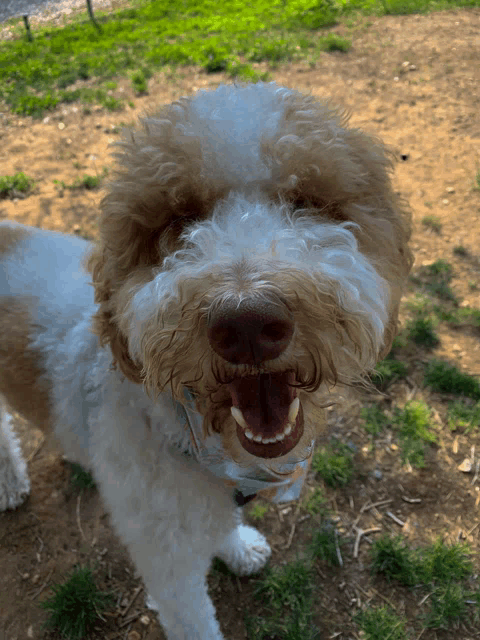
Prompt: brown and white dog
<box><xmin>0</xmin><ymin>82</ymin><xmax>411</xmax><ymax>640</ymax></box>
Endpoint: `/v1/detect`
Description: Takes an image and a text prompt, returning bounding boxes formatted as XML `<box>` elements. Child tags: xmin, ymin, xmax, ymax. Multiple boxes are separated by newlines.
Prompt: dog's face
<box><xmin>88</xmin><ymin>83</ymin><xmax>412</xmax><ymax>464</ymax></box>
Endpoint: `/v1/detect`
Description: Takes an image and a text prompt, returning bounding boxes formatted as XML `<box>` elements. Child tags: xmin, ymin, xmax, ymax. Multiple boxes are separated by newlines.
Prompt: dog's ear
<box><xmin>260</xmin><ymin>91</ymin><xmax>412</xmax><ymax>362</ymax></box>
<box><xmin>87</xmin><ymin>103</ymin><xmax>225</xmax><ymax>382</ymax></box>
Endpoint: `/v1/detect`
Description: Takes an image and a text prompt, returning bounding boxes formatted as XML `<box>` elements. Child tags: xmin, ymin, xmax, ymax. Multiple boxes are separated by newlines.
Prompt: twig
<box><xmin>361</xmin><ymin>499</ymin><xmax>393</xmax><ymax>513</ymax></box>
<box><xmin>122</xmin><ymin>585</ymin><xmax>143</xmax><ymax>617</ymax></box>
<box><xmin>76</xmin><ymin>494</ymin><xmax>86</xmax><ymax>541</ymax></box>
<box><xmin>353</xmin><ymin>527</ymin><xmax>382</xmax><ymax>558</ymax></box>
<box><xmin>30</xmin><ymin>569</ymin><xmax>53</xmax><ymax>600</ymax></box>
<box><xmin>386</xmin><ymin>511</ymin><xmax>405</xmax><ymax>527</ymax></box>
<box><xmin>334</xmin><ymin>529</ymin><xmax>343</xmax><ymax>567</ymax></box>
<box><xmin>119</xmin><ymin>611</ymin><xmax>142</xmax><ymax>628</ymax></box>
<box><xmin>401</xmin><ymin>495</ymin><xmax>421</xmax><ymax>504</ymax></box>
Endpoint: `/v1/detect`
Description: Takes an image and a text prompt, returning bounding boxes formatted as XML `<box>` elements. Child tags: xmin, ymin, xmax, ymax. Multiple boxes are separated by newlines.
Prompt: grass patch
<box><xmin>447</xmin><ymin>399</ymin><xmax>480</xmax><ymax>432</ymax></box>
<box><xmin>425</xmin><ymin>582</ymin><xmax>470</xmax><ymax>629</ymax></box>
<box><xmin>40</xmin><ymin>566</ymin><xmax>112</xmax><ymax>640</ymax></box>
<box><xmin>406</xmin><ymin>314</ymin><xmax>439</xmax><ymax>349</ymax></box>
<box><xmin>421</xmin><ymin>214</ymin><xmax>442</xmax><ymax>233</ymax></box>
<box><xmin>0</xmin><ymin>172</ymin><xmax>35</xmax><ymax>198</ymax></box>
<box><xmin>424</xmin><ymin>360</ymin><xmax>480</xmax><ymax>400</ymax></box>
<box><xmin>392</xmin><ymin>401</ymin><xmax>436</xmax><ymax>467</ymax></box>
<box><xmin>420</xmin><ymin>538</ymin><xmax>472</xmax><ymax>583</ymax></box>
<box><xmin>248</xmin><ymin>501</ymin><xmax>269</xmax><ymax>521</ymax></box>
<box><xmin>245</xmin><ymin>559</ymin><xmax>319</xmax><ymax>640</ymax></box>
<box><xmin>67</xmin><ymin>462</ymin><xmax>96</xmax><ymax>491</ymax></box>
<box><xmin>370</xmin><ymin>535</ymin><xmax>421</xmax><ymax>586</ymax></box>
<box><xmin>302</xmin><ymin>486</ymin><xmax>329</xmax><ymax>516</ymax></box>
<box><xmin>308</xmin><ymin>522</ymin><xmax>342</xmax><ymax>566</ymax></box>
<box><xmin>371</xmin><ymin>357</ymin><xmax>408</xmax><ymax>390</ymax></box>
<box><xmin>356</xmin><ymin>606</ymin><xmax>409</xmax><ymax>640</ymax></box>
<box><xmin>2</xmin><ymin>0</ymin><xmax>479</xmax><ymax>116</ymax></box>
<box><xmin>312</xmin><ymin>439</ymin><xmax>354</xmax><ymax>487</ymax></box>
<box><xmin>361</xmin><ymin>405</ymin><xmax>390</xmax><ymax>437</ymax></box>
<box><xmin>453</xmin><ymin>245</ymin><xmax>468</xmax><ymax>257</ymax></box>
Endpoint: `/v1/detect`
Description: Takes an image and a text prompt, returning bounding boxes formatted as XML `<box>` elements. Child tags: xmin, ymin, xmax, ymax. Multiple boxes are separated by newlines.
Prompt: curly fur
<box><xmin>0</xmin><ymin>82</ymin><xmax>411</xmax><ymax>640</ymax></box>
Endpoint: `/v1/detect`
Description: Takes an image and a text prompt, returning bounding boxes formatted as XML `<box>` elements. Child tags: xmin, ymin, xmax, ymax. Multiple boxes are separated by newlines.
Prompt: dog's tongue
<box><xmin>228</xmin><ymin>371</ymin><xmax>295</xmax><ymax>437</ymax></box>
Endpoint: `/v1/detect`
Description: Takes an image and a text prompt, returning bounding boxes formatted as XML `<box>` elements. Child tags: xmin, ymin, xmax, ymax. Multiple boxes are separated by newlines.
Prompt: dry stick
<box><xmin>76</xmin><ymin>494</ymin><xmax>86</xmax><ymax>541</ymax></box>
<box><xmin>122</xmin><ymin>585</ymin><xmax>143</xmax><ymax>617</ymax></box>
<box><xmin>30</xmin><ymin>569</ymin><xmax>53</xmax><ymax>600</ymax></box>
<box><xmin>386</xmin><ymin>511</ymin><xmax>405</xmax><ymax>527</ymax></box>
<box><xmin>361</xmin><ymin>499</ymin><xmax>393</xmax><ymax>513</ymax></box>
<box><xmin>353</xmin><ymin>527</ymin><xmax>382</xmax><ymax>558</ymax></box>
<box><xmin>334</xmin><ymin>529</ymin><xmax>343</xmax><ymax>567</ymax></box>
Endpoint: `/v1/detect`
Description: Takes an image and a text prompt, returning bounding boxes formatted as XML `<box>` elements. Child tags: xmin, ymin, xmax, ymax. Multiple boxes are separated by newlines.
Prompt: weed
<box><xmin>0</xmin><ymin>172</ymin><xmax>35</xmax><ymax>198</ymax></box>
<box><xmin>289</xmin><ymin>0</ymin><xmax>339</xmax><ymax>30</ymax></box>
<box><xmin>249</xmin><ymin>501</ymin><xmax>269</xmax><ymax>521</ymax></box>
<box><xmin>370</xmin><ymin>535</ymin><xmax>420</xmax><ymax>586</ymax></box>
<box><xmin>308</xmin><ymin>523</ymin><xmax>342</xmax><ymax>566</ymax></box>
<box><xmin>392</xmin><ymin>401</ymin><xmax>436</xmax><ymax>467</ymax></box>
<box><xmin>319</xmin><ymin>34</ymin><xmax>351</xmax><ymax>52</ymax></box>
<box><xmin>474</xmin><ymin>169</ymin><xmax>480</xmax><ymax>191</ymax></box>
<box><xmin>425</xmin><ymin>582</ymin><xmax>469</xmax><ymax>629</ymax></box>
<box><xmin>424</xmin><ymin>360</ymin><xmax>480</xmax><ymax>400</ymax></box>
<box><xmin>422</xmin><ymin>214</ymin><xmax>442</xmax><ymax>233</ymax></box>
<box><xmin>312</xmin><ymin>439</ymin><xmax>354</xmax><ymax>487</ymax></box>
<box><xmin>453</xmin><ymin>245</ymin><xmax>468</xmax><ymax>257</ymax></box>
<box><xmin>303</xmin><ymin>486</ymin><xmax>329</xmax><ymax>516</ymax></box>
<box><xmin>131</xmin><ymin>69</ymin><xmax>148</xmax><ymax>94</ymax></box>
<box><xmin>245</xmin><ymin>559</ymin><xmax>319</xmax><ymax>640</ymax></box>
<box><xmin>406</xmin><ymin>315</ymin><xmax>439</xmax><ymax>349</ymax></box>
<box><xmin>356</xmin><ymin>606</ymin><xmax>409</xmax><ymax>640</ymax></box>
<box><xmin>371</xmin><ymin>358</ymin><xmax>408</xmax><ymax>390</ymax></box>
<box><xmin>41</xmin><ymin>566</ymin><xmax>112</xmax><ymax>640</ymax></box>
<box><xmin>420</xmin><ymin>538</ymin><xmax>472</xmax><ymax>583</ymax></box>
<box><xmin>68</xmin><ymin>462</ymin><xmax>96</xmax><ymax>491</ymax></box>
<box><xmin>447</xmin><ymin>400</ymin><xmax>480</xmax><ymax>432</ymax></box>
<box><xmin>361</xmin><ymin>405</ymin><xmax>390</xmax><ymax>437</ymax></box>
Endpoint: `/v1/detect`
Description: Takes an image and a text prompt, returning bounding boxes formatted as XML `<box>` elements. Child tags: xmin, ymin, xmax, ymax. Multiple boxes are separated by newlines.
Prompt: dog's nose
<box><xmin>207</xmin><ymin>298</ymin><xmax>294</xmax><ymax>365</ymax></box>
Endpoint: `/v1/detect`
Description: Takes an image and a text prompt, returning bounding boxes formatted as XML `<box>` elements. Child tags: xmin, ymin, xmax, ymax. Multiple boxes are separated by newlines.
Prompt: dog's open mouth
<box><xmin>228</xmin><ymin>371</ymin><xmax>304</xmax><ymax>459</ymax></box>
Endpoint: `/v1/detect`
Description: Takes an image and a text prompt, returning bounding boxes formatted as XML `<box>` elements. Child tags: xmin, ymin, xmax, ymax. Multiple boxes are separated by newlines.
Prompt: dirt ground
<box><xmin>1</xmin><ymin>6</ymin><xmax>480</xmax><ymax>640</ymax></box>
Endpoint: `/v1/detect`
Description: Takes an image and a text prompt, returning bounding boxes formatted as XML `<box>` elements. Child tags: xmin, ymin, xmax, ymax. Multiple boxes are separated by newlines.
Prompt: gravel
<box><xmin>0</xmin><ymin>0</ymin><xmax>114</xmax><ymax>24</ymax></box>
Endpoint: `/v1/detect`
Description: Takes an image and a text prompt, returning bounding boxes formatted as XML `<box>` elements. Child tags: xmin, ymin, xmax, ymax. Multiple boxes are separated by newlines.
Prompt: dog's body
<box><xmin>0</xmin><ymin>83</ymin><xmax>411</xmax><ymax>639</ymax></box>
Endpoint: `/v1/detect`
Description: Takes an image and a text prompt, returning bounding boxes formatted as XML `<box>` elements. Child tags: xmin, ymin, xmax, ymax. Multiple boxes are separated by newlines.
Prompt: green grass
<box><xmin>312</xmin><ymin>439</ymin><xmax>354</xmax><ymax>487</ymax></box>
<box><xmin>406</xmin><ymin>314</ymin><xmax>439</xmax><ymax>349</ymax></box>
<box><xmin>356</xmin><ymin>606</ymin><xmax>410</xmax><ymax>640</ymax></box>
<box><xmin>249</xmin><ymin>501</ymin><xmax>269</xmax><ymax>521</ymax></box>
<box><xmin>371</xmin><ymin>357</ymin><xmax>409</xmax><ymax>390</ymax></box>
<box><xmin>67</xmin><ymin>462</ymin><xmax>96</xmax><ymax>491</ymax></box>
<box><xmin>370</xmin><ymin>535</ymin><xmax>421</xmax><ymax>586</ymax></box>
<box><xmin>0</xmin><ymin>172</ymin><xmax>35</xmax><ymax>198</ymax></box>
<box><xmin>2</xmin><ymin>0</ymin><xmax>480</xmax><ymax>117</ymax></box>
<box><xmin>425</xmin><ymin>582</ymin><xmax>470</xmax><ymax>629</ymax></box>
<box><xmin>40</xmin><ymin>566</ymin><xmax>112</xmax><ymax>640</ymax></box>
<box><xmin>392</xmin><ymin>401</ymin><xmax>436</xmax><ymax>467</ymax></box>
<box><xmin>453</xmin><ymin>245</ymin><xmax>468</xmax><ymax>257</ymax></box>
<box><xmin>421</xmin><ymin>214</ymin><xmax>442</xmax><ymax>233</ymax></box>
<box><xmin>302</xmin><ymin>486</ymin><xmax>329</xmax><ymax>516</ymax></box>
<box><xmin>420</xmin><ymin>538</ymin><xmax>472</xmax><ymax>583</ymax></box>
<box><xmin>308</xmin><ymin>523</ymin><xmax>342</xmax><ymax>566</ymax></box>
<box><xmin>54</xmin><ymin>168</ymin><xmax>108</xmax><ymax>191</ymax></box>
<box><xmin>424</xmin><ymin>360</ymin><xmax>480</xmax><ymax>399</ymax></box>
<box><xmin>362</xmin><ymin>404</ymin><xmax>390</xmax><ymax>436</ymax></box>
<box><xmin>447</xmin><ymin>399</ymin><xmax>480</xmax><ymax>432</ymax></box>
<box><xmin>245</xmin><ymin>559</ymin><xmax>319</xmax><ymax>640</ymax></box>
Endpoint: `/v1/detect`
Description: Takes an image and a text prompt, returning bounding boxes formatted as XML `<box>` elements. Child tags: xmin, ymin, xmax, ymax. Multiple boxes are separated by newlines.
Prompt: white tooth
<box><xmin>245</xmin><ymin>430</ymin><xmax>254</xmax><ymax>440</ymax></box>
<box><xmin>275</xmin><ymin>432</ymin><xmax>285</xmax><ymax>441</ymax></box>
<box><xmin>288</xmin><ymin>397</ymin><xmax>300</xmax><ymax>423</ymax></box>
<box><xmin>284</xmin><ymin>424</ymin><xmax>292</xmax><ymax>436</ymax></box>
<box><xmin>231</xmin><ymin>406</ymin><xmax>248</xmax><ymax>430</ymax></box>
<box><xmin>253</xmin><ymin>434</ymin><xmax>263</xmax><ymax>443</ymax></box>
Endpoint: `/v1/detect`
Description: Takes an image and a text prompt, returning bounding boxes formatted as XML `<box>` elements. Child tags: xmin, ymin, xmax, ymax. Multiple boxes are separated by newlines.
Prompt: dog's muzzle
<box><xmin>207</xmin><ymin>297</ymin><xmax>304</xmax><ymax>459</ymax></box>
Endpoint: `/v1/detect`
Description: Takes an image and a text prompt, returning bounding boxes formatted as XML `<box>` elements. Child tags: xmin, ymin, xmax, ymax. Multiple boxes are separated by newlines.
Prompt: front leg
<box><xmin>0</xmin><ymin>404</ymin><xmax>30</xmax><ymax>511</ymax></box>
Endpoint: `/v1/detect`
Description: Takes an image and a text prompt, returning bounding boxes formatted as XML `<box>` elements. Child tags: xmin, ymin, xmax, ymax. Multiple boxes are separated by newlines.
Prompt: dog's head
<box><xmin>88</xmin><ymin>83</ymin><xmax>412</xmax><ymax>463</ymax></box>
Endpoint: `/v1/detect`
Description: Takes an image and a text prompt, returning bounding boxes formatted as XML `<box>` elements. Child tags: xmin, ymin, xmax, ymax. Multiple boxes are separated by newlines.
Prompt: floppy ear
<box><xmin>257</xmin><ymin>90</ymin><xmax>412</xmax><ymax>361</ymax></box>
<box><xmin>86</xmin><ymin>100</ymin><xmax>227</xmax><ymax>382</ymax></box>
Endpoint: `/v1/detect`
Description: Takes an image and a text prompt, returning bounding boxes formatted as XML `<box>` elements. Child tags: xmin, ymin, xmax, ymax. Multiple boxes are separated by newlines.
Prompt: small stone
<box><xmin>27</xmin><ymin>625</ymin><xmax>34</xmax><ymax>638</ymax></box>
<box><xmin>402</xmin><ymin>61</ymin><xmax>410</xmax><ymax>67</ymax></box>
<box><xmin>394</xmin><ymin>76</ymin><xmax>399</xmax><ymax>82</ymax></box>
<box><xmin>140</xmin><ymin>615</ymin><xmax>150</xmax><ymax>626</ymax></box>
<box><xmin>58</xmin><ymin>122</ymin><xmax>65</xmax><ymax>130</ymax></box>
<box><xmin>446</xmin><ymin>186</ymin><xmax>455</xmax><ymax>193</ymax></box>
<box><xmin>373</xmin><ymin>469</ymin><xmax>383</xmax><ymax>480</ymax></box>
<box><xmin>458</xmin><ymin>458</ymin><xmax>473</xmax><ymax>473</ymax></box>
<box><xmin>442</xmin><ymin>199</ymin><xmax>449</xmax><ymax>205</ymax></box>
<box><xmin>43</xmin><ymin>116</ymin><xmax>50</xmax><ymax>124</ymax></box>
<box><xmin>408</xmin><ymin>64</ymin><xmax>417</xmax><ymax>71</ymax></box>
<box><xmin>127</xmin><ymin>632</ymin><xmax>141</xmax><ymax>640</ymax></box>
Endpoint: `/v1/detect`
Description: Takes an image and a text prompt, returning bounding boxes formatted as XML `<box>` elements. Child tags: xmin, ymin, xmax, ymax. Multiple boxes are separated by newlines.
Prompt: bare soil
<box><xmin>1</xmin><ymin>7</ymin><xmax>480</xmax><ymax>640</ymax></box>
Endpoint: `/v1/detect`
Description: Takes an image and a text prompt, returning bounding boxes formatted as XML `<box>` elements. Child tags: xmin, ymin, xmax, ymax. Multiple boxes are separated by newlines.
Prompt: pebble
<box><xmin>372</xmin><ymin>469</ymin><xmax>383</xmax><ymax>480</ymax></box>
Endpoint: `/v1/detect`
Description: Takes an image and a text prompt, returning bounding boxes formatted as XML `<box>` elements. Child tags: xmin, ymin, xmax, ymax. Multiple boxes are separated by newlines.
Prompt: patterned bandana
<box><xmin>176</xmin><ymin>390</ymin><xmax>314</xmax><ymax>504</ymax></box>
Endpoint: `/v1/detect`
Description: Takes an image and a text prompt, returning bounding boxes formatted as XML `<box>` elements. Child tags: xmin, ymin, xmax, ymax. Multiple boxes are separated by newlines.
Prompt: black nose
<box><xmin>207</xmin><ymin>298</ymin><xmax>294</xmax><ymax>365</ymax></box>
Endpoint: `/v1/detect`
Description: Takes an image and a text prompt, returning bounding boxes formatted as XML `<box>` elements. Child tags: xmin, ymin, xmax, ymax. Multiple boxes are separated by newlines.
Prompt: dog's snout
<box><xmin>207</xmin><ymin>299</ymin><xmax>294</xmax><ymax>365</ymax></box>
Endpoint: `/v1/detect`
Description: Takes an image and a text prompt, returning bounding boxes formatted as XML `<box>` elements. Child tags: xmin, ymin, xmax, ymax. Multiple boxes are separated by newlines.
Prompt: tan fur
<box><xmin>86</xmin><ymin>86</ymin><xmax>412</xmax><ymax>441</ymax></box>
<box><xmin>0</xmin><ymin>296</ymin><xmax>52</xmax><ymax>432</ymax></box>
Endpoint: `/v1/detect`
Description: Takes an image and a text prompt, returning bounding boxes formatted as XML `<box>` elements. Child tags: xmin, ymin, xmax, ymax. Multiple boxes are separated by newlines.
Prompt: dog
<box><xmin>0</xmin><ymin>82</ymin><xmax>411</xmax><ymax>639</ymax></box>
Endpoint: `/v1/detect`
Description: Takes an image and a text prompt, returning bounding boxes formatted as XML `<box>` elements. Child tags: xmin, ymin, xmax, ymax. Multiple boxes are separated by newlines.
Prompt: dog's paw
<box><xmin>217</xmin><ymin>524</ymin><xmax>271</xmax><ymax>576</ymax></box>
<box><xmin>0</xmin><ymin>452</ymin><xmax>30</xmax><ymax>511</ymax></box>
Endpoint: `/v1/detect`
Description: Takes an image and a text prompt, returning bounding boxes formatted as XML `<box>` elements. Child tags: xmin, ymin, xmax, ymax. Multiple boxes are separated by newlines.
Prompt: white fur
<box><xmin>0</xmin><ymin>83</ymin><xmax>397</xmax><ymax>640</ymax></box>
